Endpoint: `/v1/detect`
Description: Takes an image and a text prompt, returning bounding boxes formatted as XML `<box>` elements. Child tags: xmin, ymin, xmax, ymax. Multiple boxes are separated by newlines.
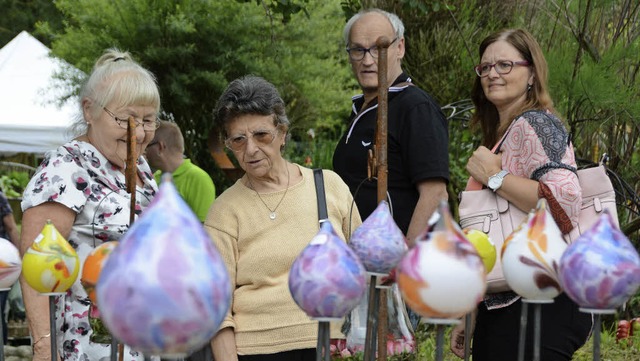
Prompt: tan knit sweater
<box><xmin>204</xmin><ymin>165</ymin><xmax>362</xmax><ymax>355</ymax></box>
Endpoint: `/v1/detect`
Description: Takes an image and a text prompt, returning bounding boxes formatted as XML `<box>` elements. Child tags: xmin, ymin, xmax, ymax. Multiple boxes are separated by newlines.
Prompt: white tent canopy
<box><xmin>0</xmin><ymin>31</ymin><xmax>82</xmax><ymax>155</ymax></box>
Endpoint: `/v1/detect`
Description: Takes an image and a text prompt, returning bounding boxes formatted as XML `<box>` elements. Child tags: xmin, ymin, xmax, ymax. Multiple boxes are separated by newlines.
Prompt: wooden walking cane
<box><xmin>362</xmin><ymin>35</ymin><xmax>392</xmax><ymax>361</ymax></box>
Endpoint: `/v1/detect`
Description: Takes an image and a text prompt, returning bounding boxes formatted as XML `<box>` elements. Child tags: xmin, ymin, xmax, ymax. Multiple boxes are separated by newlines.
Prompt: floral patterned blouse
<box><xmin>22</xmin><ymin>140</ymin><xmax>157</xmax><ymax>361</ymax></box>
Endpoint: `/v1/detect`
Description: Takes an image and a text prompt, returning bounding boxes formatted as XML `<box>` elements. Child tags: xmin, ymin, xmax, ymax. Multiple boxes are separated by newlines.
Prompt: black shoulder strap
<box><xmin>494</xmin><ymin>132</ymin><xmax>509</xmax><ymax>154</ymax></box>
<box><xmin>313</xmin><ymin>169</ymin><xmax>328</xmax><ymax>224</ymax></box>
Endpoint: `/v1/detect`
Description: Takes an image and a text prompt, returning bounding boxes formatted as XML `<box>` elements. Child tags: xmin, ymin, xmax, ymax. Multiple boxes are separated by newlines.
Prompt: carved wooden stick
<box><xmin>126</xmin><ymin>116</ymin><xmax>137</xmax><ymax>224</ymax></box>
<box><xmin>375</xmin><ymin>35</ymin><xmax>391</xmax><ymax>361</ymax></box>
<box><xmin>112</xmin><ymin>116</ymin><xmax>138</xmax><ymax>361</ymax></box>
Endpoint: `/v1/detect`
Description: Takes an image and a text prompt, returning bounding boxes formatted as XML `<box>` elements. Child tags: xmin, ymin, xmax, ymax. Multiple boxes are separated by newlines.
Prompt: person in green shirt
<box><xmin>146</xmin><ymin>120</ymin><xmax>216</xmax><ymax>222</ymax></box>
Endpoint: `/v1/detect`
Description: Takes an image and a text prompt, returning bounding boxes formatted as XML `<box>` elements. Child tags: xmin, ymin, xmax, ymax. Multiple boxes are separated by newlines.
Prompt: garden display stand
<box><xmin>559</xmin><ymin>211</ymin><xmax>640</xmax><ymax>361</ymax></box>
<box><xmin>425</xmin><ymin>318</ymin><xmax>461</xmax><ymax>361</ymax></box>
<box><xmin>21</xmin><ymin>220</ymin><xmax>79</xmax><ymax>361</ymax></box>
<box><xmin>517</xmin><ymin>299</ymin><xmax>552</xmax><ymax>361</ymax></box>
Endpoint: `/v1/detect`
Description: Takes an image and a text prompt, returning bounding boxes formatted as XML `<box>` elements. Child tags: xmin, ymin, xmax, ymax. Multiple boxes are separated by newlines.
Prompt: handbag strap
<box><xmin>494</xmin><ymin>120</ymin><xmax>516</xmax><ymax>154</ymax></box>
<box><xmin>313</xmin><ymin>168</ymin><xmax>328</xmax><ymax>225</ymax></box>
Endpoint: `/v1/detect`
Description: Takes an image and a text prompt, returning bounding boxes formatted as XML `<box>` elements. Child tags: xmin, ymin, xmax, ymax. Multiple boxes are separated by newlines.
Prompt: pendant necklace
<box><xmin>247</xmin><ymin>163</ymin><xmax>290</xmax><ymax>220</ymax></box>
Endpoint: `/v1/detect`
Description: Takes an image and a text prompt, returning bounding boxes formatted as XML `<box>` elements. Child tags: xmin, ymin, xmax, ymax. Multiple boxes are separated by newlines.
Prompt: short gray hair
<box><xmin>214</xmin><ymin>75</ymin><xmax>289</xmax><ymax>137</ymax></box>
<box><xmin>343</xmin><ymin>8</ymin><xmax>405</xmax><ymax>47</ymax></box>
<box><xmin>71</xmin><ymin>48</ymin><xmax>161</xmax><ymax>136</ymax></box>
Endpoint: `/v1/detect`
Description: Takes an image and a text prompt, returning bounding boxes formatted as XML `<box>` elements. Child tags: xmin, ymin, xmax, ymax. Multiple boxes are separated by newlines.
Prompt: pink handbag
<box><xmin>458</xmin><ymin>164</ymin><xmax>619</xmax><ymax>293</ymax></box>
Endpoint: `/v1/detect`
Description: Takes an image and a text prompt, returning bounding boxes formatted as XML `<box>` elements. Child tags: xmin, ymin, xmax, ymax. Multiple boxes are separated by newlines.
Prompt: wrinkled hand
<box><xmin>466</xmin><ymin>146</ymin><xmax>503</xmax><ymax>186</ymax></box>
<box><xmin>450</xmin><ymin>321</ymin><xmax>466</xmax><ymax>359</ymax></box>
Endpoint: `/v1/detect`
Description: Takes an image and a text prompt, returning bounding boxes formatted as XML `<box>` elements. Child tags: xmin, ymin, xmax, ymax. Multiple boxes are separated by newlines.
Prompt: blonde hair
<box><xmin>71</xmin><ymin>48</ymin><xmax>161</xmax><ymax>136</ymax></box>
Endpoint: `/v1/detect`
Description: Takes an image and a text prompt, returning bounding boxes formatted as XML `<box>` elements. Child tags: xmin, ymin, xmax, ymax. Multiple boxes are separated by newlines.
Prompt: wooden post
<box><xmin>109</xmin><ymin>116</ymin><xmax>139</xmax><ymax>361</ymax></box>
<box><xmin>126</xmin><ymin>116</ymin><xmax>137</xmax><ymax>225</ymax></box>
<box><xmin>375</xmin><ymin>35</ymin><xmax>391</xmax><ymax>361</ymax></box>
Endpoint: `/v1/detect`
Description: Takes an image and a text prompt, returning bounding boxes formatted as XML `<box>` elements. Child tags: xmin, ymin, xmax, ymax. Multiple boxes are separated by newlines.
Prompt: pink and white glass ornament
<box><xmin>397</xmin><ymin>201</ymin><xmax>485</xmax><ymax>321</ymax></box>
<box><xmin>501</xmin><ymin>199</ymin><xmax>567</xmax><ymax>302</ymax></box>
<box><xmin>0</xmin><ymin>237</ymin><xmax>21</xmax><ymax>290</ymax></box>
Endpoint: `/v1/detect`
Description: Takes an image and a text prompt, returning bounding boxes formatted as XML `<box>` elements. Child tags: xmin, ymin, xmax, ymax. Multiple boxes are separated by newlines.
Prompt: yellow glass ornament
<box><xmin>22</xmin><ymin>220</ymin><xmax>80</xmax><ymax>295</ymax></box>
<box><xmin>464</xmin><ymin>229</ymin><xmax>497</xmax><ymax>274</ymax></box>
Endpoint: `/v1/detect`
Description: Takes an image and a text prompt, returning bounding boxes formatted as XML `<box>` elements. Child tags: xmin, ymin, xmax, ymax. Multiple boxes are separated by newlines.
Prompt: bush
<box><xmin>0</xmin><ymin>170</ymin><xmax>30</xmax><ymax>198</ymax></box>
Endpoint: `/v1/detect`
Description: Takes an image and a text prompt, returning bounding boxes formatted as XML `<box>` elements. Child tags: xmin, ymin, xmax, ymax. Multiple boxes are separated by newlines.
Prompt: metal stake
<box><xmin>435</xmin><ymin>324</ymin><xmax>445</xmax><ymax>361</ymax></box>
<box><xmin>533</xmin><ymin>303</ymin><xmax>541</xmax><ymax>361</ymax></box>
<box><xmin>363</xmin><ymin>276</ymin><xmax>380</xmax><ymax>361</ymax></box>
<box><xmin>0</xmin><ymin>300</ymin><xmax>5</xmax><ymax>361</ymax></box>
<box><xmin>593</xmin><ymin>313</ymin><xmax>601</xmax><ymax>361</ymax></box>
<box><xmin>49</xmin><ymin>296</ymin><xmax>57</xmax><ymax>361</ymax></box>
<box><xmin>517</xmin><ymin>301</ymin><xmax>528</xmax><ymax>361</ymax></box>
<box><xmin>316</xmin><ymin>322</ymin><xmax>330</xmax><ymax>361</ymax></box>
<box><xmin>464</xmin><ymin>313</ymin><xmax>471</xmax><ymax>361</ymax></box>
<box><xmin>110</xmin><ymin>338</ymin><xmax>118</xmax><ymax>361</ymax></box>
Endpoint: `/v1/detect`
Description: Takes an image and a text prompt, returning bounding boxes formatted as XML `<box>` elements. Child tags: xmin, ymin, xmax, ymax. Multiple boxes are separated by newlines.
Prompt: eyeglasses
<box><xmin>224</xmin><ymin>129</ymin><xmax>279</xmax><ymax>152</ymax></box>
<box><xmin>346</xmin><ymin>37</ymin><xmax>399</xmax><ymax>61</ymax></box>
<box><xmin>474</xmin><ymin>60</ymin><xmax>530</xmax><ymax>77</ymax></box>
<box><xmin>103</xmin><ymin>107</ymin><xmax>159</xmax><ymax>131</ymax></box>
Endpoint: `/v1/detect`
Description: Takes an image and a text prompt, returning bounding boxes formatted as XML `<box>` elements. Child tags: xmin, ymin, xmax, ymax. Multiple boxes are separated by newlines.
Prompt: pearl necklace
<box><xmin>247</xmin><ymin>163</ymin><xmax>290</xmax><ymax>220</ymax></box>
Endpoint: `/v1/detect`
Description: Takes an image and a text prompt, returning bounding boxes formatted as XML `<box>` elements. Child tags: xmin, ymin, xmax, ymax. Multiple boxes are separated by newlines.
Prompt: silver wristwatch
<box><xmin>488</xmin><ymin>170</ymin><xmax>509</xmax><ymax>192</ymax></box>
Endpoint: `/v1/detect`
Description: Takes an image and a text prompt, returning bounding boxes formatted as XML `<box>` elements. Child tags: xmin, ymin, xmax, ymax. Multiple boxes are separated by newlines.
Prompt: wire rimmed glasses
<box><xmin>102</xmin><ymin>107</ymin><xmax>159</xmax><ymax>131</ymax></box>
<box><xmin>346</xmin><ymin>37</ymin><xmax>399</xmax><ymax>61</ymax></box>
<box><xmin>224</xmin><ymin>128</ymin><xmax>279</xmax><ymax>152</ymax></box>
<box><xmin>474</xmin><ymin>60</ymin><xmax>530</xmax><ymax>77</ymax></box>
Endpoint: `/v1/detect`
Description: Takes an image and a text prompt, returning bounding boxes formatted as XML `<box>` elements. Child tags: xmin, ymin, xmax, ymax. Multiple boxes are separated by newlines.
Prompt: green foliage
<box><xmin>387</xmin><ymin>1</ymin><xmax>505</xmax><ymax>207</ymax></box>
<box><xmin>340</xmin><ymin>0</ymin><xmax>455</xmax><ymax>17</ymax></box>
<box><xmin>236</xmin><ymin>0</ymin><xmax>310</xmax><ymax>24</ymax></box>
<box><xmin>0</xmin><ymin>0</ymin><xmax>64</xmax><ymax>46</ymax></box>
<box><xmin>0</xmin><ymin>171</ymin><xmax>30</xmax><ymax>198</ymax></box>
<box><xmin>37</xmin><ymin>0</ymin><xmax>353</xmax><ymax>193</ymax></box>
<box><xmin>283</xmin><ymin>131</ymin><xmax>342</xmax><ymax>170</ymax></box>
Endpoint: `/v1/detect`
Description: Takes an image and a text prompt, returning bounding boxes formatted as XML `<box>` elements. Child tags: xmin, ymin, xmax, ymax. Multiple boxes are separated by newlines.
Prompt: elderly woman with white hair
<box><xmin>20</xmin><ymin>48</ymin><xmax>161</xmax><ymax>361</ymax></box>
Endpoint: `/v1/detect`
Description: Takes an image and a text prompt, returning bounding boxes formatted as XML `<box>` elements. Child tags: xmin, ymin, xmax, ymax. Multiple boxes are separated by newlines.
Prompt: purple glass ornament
<box><xmin>96</xmin><ymin>179</ymin><xmax>231</xmax><ymax>357</ymax></box>
<box><xmin>559</xmin><ymin>210</ymin><xmax>640</xmax><ymax>312</ymax></box>
<box><xmin>350</xmin><ymin>201</ymin><xmax>407</xmax><ymax>275</ymax></box>
<box><xmin>397</xmin><ymin>201</ymin><xmax>485</xmax><ymax>320</ymax></box>
<box><xmin>501</xmin><ymin>199</ymin><xmax>567</xmax><ymax>302</ymax></box>
<box><xmin>289</xmin><ymin>221</ymin><xmax>367</xmax><ymax>319</ymax></box>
